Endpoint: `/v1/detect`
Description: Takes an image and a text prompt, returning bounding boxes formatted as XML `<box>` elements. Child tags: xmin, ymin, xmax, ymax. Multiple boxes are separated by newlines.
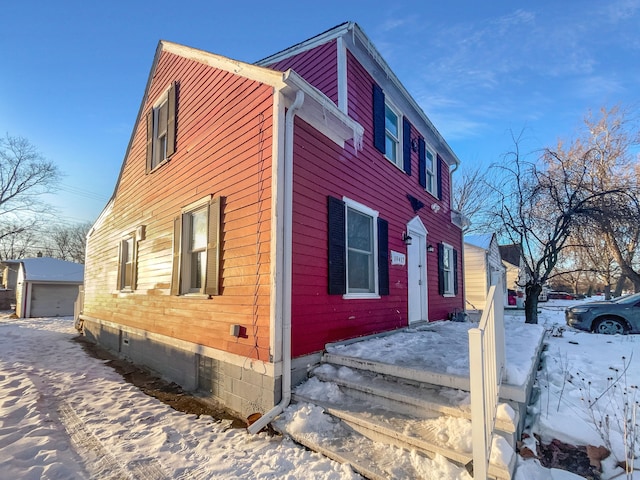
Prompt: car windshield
<box><xmin>610</xmin><ymin>293</ymin><xmax>640</xmax><ymax>305</ymax></box>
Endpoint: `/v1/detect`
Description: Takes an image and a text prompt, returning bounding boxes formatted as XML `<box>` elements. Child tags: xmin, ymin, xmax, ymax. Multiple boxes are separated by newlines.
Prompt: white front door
<box><xmin>407</xmin><ymin>217</ymin><xmax>428</xmax><ymax>324</ymax></box>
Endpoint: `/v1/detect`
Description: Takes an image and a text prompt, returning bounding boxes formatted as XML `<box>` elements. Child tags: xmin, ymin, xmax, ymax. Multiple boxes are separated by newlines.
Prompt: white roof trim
<box><xmin>162</xmin><ymin>41</ymin><xmax>284</xmax><ymax>88</ymax></box>
<box><xmin>282</xmin><ymin>70</ymin><xmax>363</xmax><ymax>150</ymax></box>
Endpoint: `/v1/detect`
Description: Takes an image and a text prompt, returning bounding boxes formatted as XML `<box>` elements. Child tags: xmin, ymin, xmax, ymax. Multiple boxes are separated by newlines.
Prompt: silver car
<box><xmin>565</xmin><ymin>293</ymin><xmax>640</xmax><ymax>334</ymax></box>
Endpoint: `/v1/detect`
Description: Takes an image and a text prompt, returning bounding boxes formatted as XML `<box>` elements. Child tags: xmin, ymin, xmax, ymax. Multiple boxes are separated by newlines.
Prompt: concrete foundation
<box><xmin>81</xmin><ymin>316</ymin><xmax>281</xmax><ymax>419</ymax></box>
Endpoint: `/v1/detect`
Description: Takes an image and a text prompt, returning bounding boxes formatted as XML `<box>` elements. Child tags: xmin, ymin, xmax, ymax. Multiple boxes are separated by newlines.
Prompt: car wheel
<box><xmin>593</xmin><ymin>317</ymin><xmax>627</xmax><ymax>335</ymax></box>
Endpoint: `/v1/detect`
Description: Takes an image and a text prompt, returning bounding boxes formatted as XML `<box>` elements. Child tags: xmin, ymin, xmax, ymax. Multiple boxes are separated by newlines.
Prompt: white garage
<box><xmin>13</xmin><ymin>257</ymin><xmax>84</xmax><ymax>318</ymax></box>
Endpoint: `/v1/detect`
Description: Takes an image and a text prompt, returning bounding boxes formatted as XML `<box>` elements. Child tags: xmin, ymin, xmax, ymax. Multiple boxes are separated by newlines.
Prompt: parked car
<box><xmin>548</xmin><ymin>291</ymin><xmax>576</xmax><ymax>300</ymax></box>
<box><xmin>565</xmin><ymin>292</ymin><xmax>640</xmax><ymax>334</ymax></box>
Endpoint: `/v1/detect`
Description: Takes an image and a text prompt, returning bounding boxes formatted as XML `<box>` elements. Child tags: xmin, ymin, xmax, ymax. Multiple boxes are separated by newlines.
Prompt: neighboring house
<box><xmin>0</xmin><ymin>261</ymin><xmax>20</xmax><ymax>310</ymax></box>
<box><xmin>499</xmin><ymin>243</ymin><xmax>527</xmax><ymax>293</ymax></box>
<box><xmin>464</xmin><ymin>233</ymin><xmax>506</xmax><ymax>311</ymax></box>
<box><xmin>80</xmin><ymin>22</ymin><xmax>465</xmax><ymax>419</ymax></box>
<box><xmin>6</xmin><ymin>257</ymin><xmax>84</xmax><ymax>318</ymax></box>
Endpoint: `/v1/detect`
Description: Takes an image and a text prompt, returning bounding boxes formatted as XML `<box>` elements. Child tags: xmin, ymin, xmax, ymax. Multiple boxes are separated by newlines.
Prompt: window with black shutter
<box><xmin>327</xmin><ymin>196</ymin><xmax>389</xmax><ymax>297</ymax></box>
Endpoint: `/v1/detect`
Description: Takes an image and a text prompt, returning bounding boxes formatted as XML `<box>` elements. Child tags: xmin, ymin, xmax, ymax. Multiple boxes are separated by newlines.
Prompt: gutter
<box><xmin>247</xmin><ymin>90</ymin><xmax>305</xmax><ymax>434</ymax></box>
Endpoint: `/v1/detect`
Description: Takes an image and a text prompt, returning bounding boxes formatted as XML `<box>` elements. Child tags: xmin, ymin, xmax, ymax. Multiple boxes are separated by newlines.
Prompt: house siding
<box><xmin>83</xmin><ymin>51</ymin><xmax>275</xmax><ymax>365</ymax></box>
<box><xmin>289</xmin><ymin>49</ymin><xmax>463</xmax><ymax>356</ymax></box>
<box><xmin>264</xmin><ymin>40</ymin><xmax>339</xmax><ymax>105</ymax></box>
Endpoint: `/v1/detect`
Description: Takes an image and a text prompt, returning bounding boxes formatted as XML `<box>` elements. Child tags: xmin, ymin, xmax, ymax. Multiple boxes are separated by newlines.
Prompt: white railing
<box><xmin>468</xmin><ymin>283</ymin><xmax>506</xmax><ymax>479</ymax></box>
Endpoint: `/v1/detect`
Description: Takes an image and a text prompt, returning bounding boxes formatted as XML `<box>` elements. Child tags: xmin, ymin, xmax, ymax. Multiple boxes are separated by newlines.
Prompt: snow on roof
<box><xmin>464</xmin><ymin>233</ymin><xmax>495</xmax><ymax>250</ymax></box>
<box><xmin>14</xmin><ymin>257</ymin><xmax>84</xmax><ymax>283</ymax></box>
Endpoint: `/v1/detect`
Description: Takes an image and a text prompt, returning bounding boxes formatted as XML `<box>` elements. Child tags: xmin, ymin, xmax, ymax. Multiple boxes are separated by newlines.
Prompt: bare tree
<box><xmin>491</xmin><ymin>132</ymin><xmax>623</xmax><ymax>324</ymax></box>
<box><xmin>0</xmin><ymin>134</ymin><xmax>61</xmax><ymax>251</ymax></box>
<box><xmin>556</xmin><ymin>106</ymin><xmax>640</xmax><ymax>292</ymax></box>
<box><xmin>46</xmin><ymin>222</ymin><xmax>91</xmax><ymax>264</ymax></box>
<box><xmin>452</xmin><ymin>164</ymin><xmax>498</xmax><ymax>233</ymax></box>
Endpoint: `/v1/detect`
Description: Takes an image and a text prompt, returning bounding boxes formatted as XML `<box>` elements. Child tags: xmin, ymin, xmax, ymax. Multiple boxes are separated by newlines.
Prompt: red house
<box><xmin>80</xmin><ymin>22</ymin><xmax>465</xmax><ymax>420</ymax></box>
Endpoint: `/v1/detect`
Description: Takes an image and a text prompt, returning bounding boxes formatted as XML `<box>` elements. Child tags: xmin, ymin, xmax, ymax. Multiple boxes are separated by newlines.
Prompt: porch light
<box><xmin>402</xmin><ymin>232</ymin><xmax>413</xmax><ymax>245</ymax></box>
<box><xmin>427</xmin><ymin>244</ymin><xmax>435</xmax><ymax>253</ymax></box>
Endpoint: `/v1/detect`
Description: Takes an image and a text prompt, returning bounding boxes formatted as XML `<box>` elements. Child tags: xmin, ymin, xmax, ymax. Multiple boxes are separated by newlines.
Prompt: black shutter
<box><xmin>205</xmin><ymin>196</ymin><xmax>222</xmax><ymax>296</ymax></box>
<box><xmin>402</xmin><ymin>118</ymin><xmax>412</xmax><ymax>175</ymax></box>
<box><xmin>437</xmin><ymin>153</ymin><xmax>443</xmax><ymax>199</ymax></box>
<box><xmin>146</xmin><ymin>110</ymin><xmax>153</xmax><ymax>173</ymax></box>
<box><xmin>167</xmin><ymin>81</ymin><xmax>177</xmax><ymax>158</ymax></box>
<box><xmin>328</xmin><ymin>196</ymin><xmax>346</xmax><ymax>295</ymax></box>
<box><xmin>372</xmin><ymin>84</ymin><xmax>385</xmax><ymax>154</ymax></box>
<box><xmin>170</xmin><ymin>216</ymin><xmax>182</xmax><ymax>296</ymax></box>
<box><xmin>418</xmin><ymin>138</ymin><xmax>426</xmax><ymax>188</ymax></box>
<box><xmin>453</xmin><ymin>248</ymin><xmax>459</xmax><ymax>295</ymax></box>
<box><xmin>438</xmin><ymin>243</ymin><xmax>445</xmax><ymax>295</ymax></box>
<box><xmin>377</xmin><ymin>218</ymin><xmax>389</xmax><ymax>296</ymax></box>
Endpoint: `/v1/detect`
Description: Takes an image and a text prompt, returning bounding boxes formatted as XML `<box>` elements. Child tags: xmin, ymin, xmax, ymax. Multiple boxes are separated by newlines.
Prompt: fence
<box><xmin>468</xmin><ymin>283</ymin><xmax>506</xmax><ymax>479</ymax></box>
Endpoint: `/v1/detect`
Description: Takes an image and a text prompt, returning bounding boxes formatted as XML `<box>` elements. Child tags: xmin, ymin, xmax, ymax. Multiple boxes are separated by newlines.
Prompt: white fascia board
<box><xmin>281</xmin><ymin>69</ymin><xmax>363</xmax><ymax>150</ymax></box>
<box><xmin>161</xmin><ymin>41</ymin><xmax>285</xmax><ymax>89</ymax></box>
<box><xmin>255</xmin><ymin>22</ymin><xmax>353</xmax><ymax>66</ymax></box>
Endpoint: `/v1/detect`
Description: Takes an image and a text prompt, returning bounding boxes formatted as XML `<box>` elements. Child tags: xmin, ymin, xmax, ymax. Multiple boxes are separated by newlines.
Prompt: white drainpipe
<box><xmin>248</xmin><ymin>89</ymin><xmax>305</xmax><ymax>434</ymax></box>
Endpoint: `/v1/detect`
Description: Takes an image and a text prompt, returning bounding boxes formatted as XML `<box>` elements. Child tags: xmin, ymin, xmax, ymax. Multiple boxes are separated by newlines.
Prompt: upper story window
<box><xmin>146</xmin><ymin>82</ymin><xmax>177</xmax><ymax>173</ymax></box>
<box><xmin>425</xmin><ymin>146</ymin><xmax>436</xmax><ymax>196</ymax></box>
<box><xmin>372</xmin><ymin>84</ymin><xmax>410</xmax><ymax>175</ymax></box>
<box><xmin>384</xmin><ymin>102</ymin><xmax>401</xmax><ymax>167</ymax></box>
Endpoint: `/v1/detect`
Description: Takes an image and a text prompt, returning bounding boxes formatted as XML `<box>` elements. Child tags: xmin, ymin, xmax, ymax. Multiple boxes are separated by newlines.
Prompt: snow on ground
<box><xmin>1</xmin><ymin>297</ymin><xmax>639</xmax><ymax>479</ymax></box>
<box><xmin>0</xmin><ymin>315</ymin><xmax>360</xmax><ymax>480</ymax></box>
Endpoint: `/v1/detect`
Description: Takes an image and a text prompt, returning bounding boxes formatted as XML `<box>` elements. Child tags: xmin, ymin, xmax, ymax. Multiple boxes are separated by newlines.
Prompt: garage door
<box><xmin>30</xmin><ymin>284</ymin><xmax>79</xmax><ymax>317</ymax></box>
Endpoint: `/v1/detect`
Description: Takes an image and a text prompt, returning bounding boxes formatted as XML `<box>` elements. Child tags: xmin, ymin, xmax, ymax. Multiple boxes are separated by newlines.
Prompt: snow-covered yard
<box><xmin>1</xmin><ymin>298</ymin><xmax>638</xmax><ymax>479</ymax></box>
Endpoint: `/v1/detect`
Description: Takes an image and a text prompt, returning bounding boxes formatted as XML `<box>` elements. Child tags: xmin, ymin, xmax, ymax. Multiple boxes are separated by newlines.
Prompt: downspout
<box><xmin>248</xmin><ymin>89</ymin><xmax>305</xmax><ymax>434</ymax></box>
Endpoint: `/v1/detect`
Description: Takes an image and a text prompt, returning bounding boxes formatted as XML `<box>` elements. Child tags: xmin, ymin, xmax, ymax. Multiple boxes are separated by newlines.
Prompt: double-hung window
<box><xmin>425</xmin><ymin>146</ymin><xmax>436</xmax><ymax>196</ymax></box>
<box><xmin>118</xmin><ymin>234</ymin><xmax>137</xmax><ymax>291</ymax></box>
<box><xmin>438</xmin><ymin>243</ymin><xmax>458</xmax><ymax>296</ymax></box>
<box><xmin>171</xmin><ymin>196</ymin><xmax>222</xmax><ymax>296</ymax></box>
<box><xmin>147</xmin><ymin>82</ymin><xmax>176</xmax><ymax>172</ymax></box>
<box><xmin>328</xmin><ymin>196</ymin><xmax>389</xmax><ymax>298</ymax></box>
<box><xmin>346</xmin><ymin>202</ymin><xmax>377</xmax><ymax>294</ymax></box>
<box><xmin>384</xmin><ymin>101</ymin><xmax>401</xmax><ymax>167</ymax></box>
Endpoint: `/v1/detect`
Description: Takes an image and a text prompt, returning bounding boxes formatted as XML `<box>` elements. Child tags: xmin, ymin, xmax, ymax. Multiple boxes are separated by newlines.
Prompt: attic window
<box><xmin>147</xmin><ymin>82</ymin><xmax>176</xmax><ymax>172</ymax></box>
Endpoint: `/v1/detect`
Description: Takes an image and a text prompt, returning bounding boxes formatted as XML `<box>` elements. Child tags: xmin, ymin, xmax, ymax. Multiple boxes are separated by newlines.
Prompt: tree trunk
<box><xmin>613</xmin><ymin>275</ymin><xmax>626</xmax><ymax>297</ymax></box>
<box><xmin>524</xmin><ymin>283</ymin><xmax>542</xmax><ymax>324</ymax></box>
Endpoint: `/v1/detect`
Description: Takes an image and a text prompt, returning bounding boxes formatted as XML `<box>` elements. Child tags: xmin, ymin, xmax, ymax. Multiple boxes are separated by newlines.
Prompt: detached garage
<box><xmin>12</xmin><ymin>257</ymin><xmax>84</xmax><ymax>318</ymax></box>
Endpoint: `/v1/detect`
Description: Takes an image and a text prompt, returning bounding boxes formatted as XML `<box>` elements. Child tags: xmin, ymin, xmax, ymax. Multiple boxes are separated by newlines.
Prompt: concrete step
<box><xmin>310</xmin><ymin>362</ymin><xmax>519</xmax><ymax>446</ymax></box>
<box><xmin>273</xmin><ymin>403</ymin><xmax>472</xmax><ymax>480</ymax></box>
<box><xmin>322</xmin><ymin>351</ymin><xmax>530</xmax><ymax>403</ymax></box>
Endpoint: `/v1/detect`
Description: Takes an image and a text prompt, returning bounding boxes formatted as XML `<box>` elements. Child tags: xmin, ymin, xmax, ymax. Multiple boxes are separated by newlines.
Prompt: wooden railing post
<box><xmin>468</xmin><ymin>280</ymin><xmax>505</xmax><ymax>479</ymax></box>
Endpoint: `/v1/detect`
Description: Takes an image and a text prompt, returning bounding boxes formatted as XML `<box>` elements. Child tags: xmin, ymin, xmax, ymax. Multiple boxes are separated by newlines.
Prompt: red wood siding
<box><xmin>83</xmin><ymin>50</ymin><xmax>275</xmax><ymax>362</ymax></box>
<box><xmin>265</xmin><ymin>41</ymin><xmax>338</xmax><ymax>105</ymax></box>
<box><xmin>289</xmin><ymin>50</ymin><xmax>463</xmax><ymax>357</ymax></box>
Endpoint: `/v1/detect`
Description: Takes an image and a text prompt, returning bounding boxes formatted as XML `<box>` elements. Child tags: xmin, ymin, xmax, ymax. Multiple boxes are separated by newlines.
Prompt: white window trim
<box><xmin>384</xmin><ymin>98</ymin><xmax>403</xmax><ymax>170</ymax></box>
<box><xmin>180</xmin><ymin>196</ymin><xmax>212</xmax><ymax>296</ymax></box>
<box><xmin>151</xmin><ymin>87</ymin><xmax>170</xmax><ymax>170</ymax></box>
<box><xmin>425</xmin><ymin>144</ymin><xmax>437</xmax><ymax>196</ymax></box>
<box><xmin>342</xmin><ymin>197</ymin><xmax>380</xmax><ymax>300</ymax></box>
<box><xmin>442</xmin><ymin>242</ymin><xmax>455</xmax><ymax>296</ymax></box>
<box><xmin>119</xmin><ymin>234</ymin><xmax>135</xmax><ymax>292</ymax></box>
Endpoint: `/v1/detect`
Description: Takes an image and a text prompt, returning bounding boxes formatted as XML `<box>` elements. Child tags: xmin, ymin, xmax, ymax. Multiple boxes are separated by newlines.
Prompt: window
<box><xmin>372</xmin><ymin>84</ymin><xmax>411</xmax><ymax>175</ymax></box>
<box><xmin>118</xmin><ymin>235</ymin><xmax>136</xmax><ymax>291</ymax></box>
<box><xmin>425</xmin><ymin>147</ymin><xmax>436</xmax><ymax>195</ymax></box>
<box><xmin>147</xmin><ymin>82</ymin><xmax>176</xmax><ymax>172</ymax></box>
<box><xmin>384</xmin><ymin>102</ymin><xmax>401</xmax><ymax>167</ymax></box>
<box><xmin>171</xmin><ymin>196</ymin><xmax>222</xmax><ymax>296</ymax></box>
<box><xmin>438</xmin><ymin>243</ymin><xmax>458</xmax><ymax>296</ymax></box>
<box><xmin>347</xmin><ymin>206</ymin><xmax>375</xmax><ymax>293</ymax></box>
<box><xmin>418</xmin><ymin>139</ymin><xmax>441</xmax><ymax>198</ymax></box>
<box><xmin>328</xmin><ymin>196</ymin><xmax>389</xmax><ymax>298</ymax></box>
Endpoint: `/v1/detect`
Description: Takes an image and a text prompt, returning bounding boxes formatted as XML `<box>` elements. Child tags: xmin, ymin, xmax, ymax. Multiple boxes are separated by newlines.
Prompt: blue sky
<box><xmin>2</xmin><ymin>0</ymin><xmax>639</xmax><ymax>225</ymax></box>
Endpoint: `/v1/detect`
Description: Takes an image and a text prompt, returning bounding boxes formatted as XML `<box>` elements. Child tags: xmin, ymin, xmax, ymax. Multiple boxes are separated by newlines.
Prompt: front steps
<box><xmin>274</xmin><ymin>351</ymin><xmax>526</xmax><ymax>480</ymax></box>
